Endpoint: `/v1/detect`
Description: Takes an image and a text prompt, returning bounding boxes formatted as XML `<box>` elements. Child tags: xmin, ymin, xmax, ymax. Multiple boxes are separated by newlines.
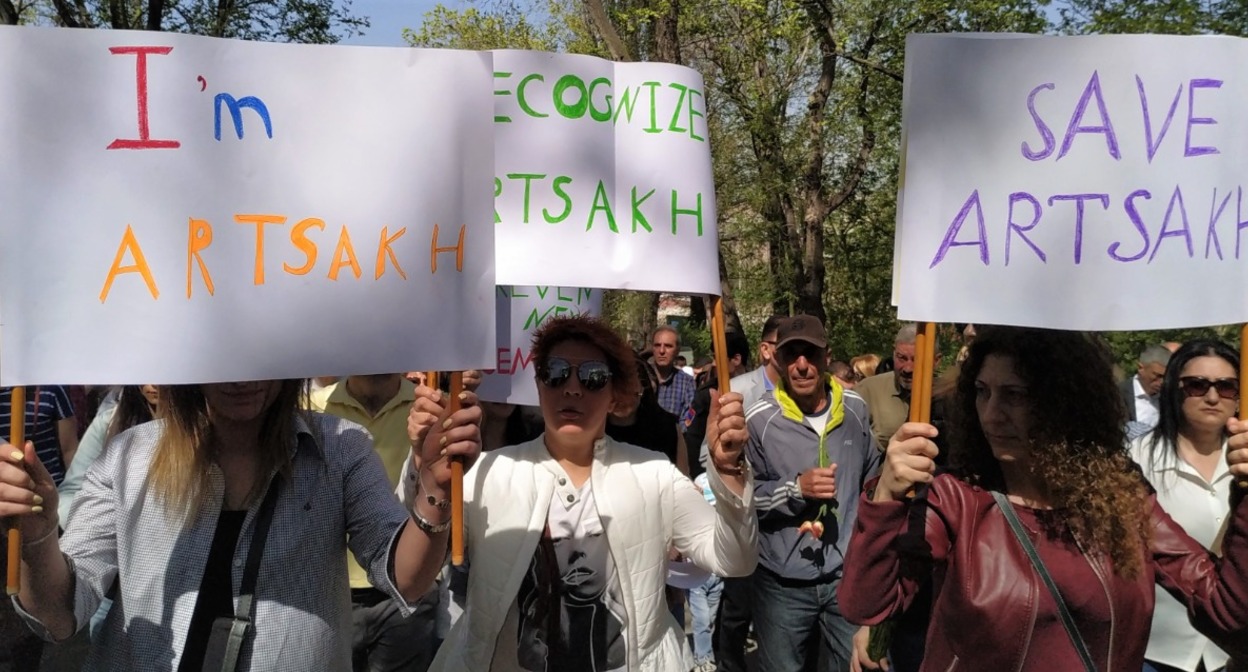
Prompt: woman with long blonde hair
<box><xmin>0</xmin><ymin>378</ymin><xmax>481</xmax><ymax>671</ymax></box>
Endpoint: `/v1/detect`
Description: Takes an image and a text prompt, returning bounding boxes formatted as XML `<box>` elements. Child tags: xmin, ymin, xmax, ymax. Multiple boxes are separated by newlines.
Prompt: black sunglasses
<box><xmin>1178</xmin><ymin>376</ymin><xmax>1239</xmax><ymax>400</ymax></box>
<box><xmin>538</xmin><ymin>357</ymin><xmax>613</xmax><ymax>392</ymax></box>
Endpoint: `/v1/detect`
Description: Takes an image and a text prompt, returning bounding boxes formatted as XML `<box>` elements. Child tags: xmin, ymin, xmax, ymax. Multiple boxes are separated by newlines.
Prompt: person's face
<box><xmin>975</xmin><ymin>354</ymin><xmax>1034</xmax><ymax>463</ymax></box>
<box><xmin>777</xmin><ymin>340</ymin><xmax>828</xmax><ymax>400</ymax></box>
<box><xmin>759</xmin><ymin>332</ymin><xmax>779</xmax><ymax>369</ymax></box>
<box><xmin>537</xmin><ymin>340</ymin><xmax>615</xmax><ymax>440</ymax></box>
<box><xmin>140</xmin><ymin>384</ymin><xmax>160</xmax><ymax>408</ymax></box>
<box><xmin>1177</xmin><ymin>356</ymin><xmax>1238</xmax><ymax>435</ymax></box>
<box><xmin>894</xmin><ymin>342</ymin><xmax>917</xmax><ymax>390</ymax></box>
<box><xmin>833</xmin><ymin>370</ymin><xmax>856</xmax><ymax>390</ymax></box>
<box><xmin>404</xmin><ymin>371</ymin><xmax>428</xmax><ymax>387</ymax></box>
<box><xmin>652</xmin><ymin>330</ymin><xmax>678</xmax><ymax>368</ymax></box>
<box><xmin>1138</xmin><ymin>361</ymin><xmax>1167</xmax><ymax>396</ymax></box>
<box><xmin>201</xmin><ymin>381</ymin><xmax>282</xmax><ymax>425</ymax></box>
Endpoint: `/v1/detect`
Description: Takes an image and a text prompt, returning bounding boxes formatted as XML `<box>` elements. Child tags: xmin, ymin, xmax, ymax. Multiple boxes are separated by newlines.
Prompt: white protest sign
<box><xmin>895</xmin><ymin>33</ymin><xmax>1248</xmax><ymax>330</ymax></box>
<box><xmin>491</xmin><ymin>50</ymin><xmax>719</xmax><ymax>295</ymax></box>
<box><xmin>476</xmin><ymin>285</ymin><xmax>602</xmax><ymax>407</ymax></box>
<box><xmin>0</xmin><ymin>26</ymin><xmax>497</xmax><ymax>385</ymax></box>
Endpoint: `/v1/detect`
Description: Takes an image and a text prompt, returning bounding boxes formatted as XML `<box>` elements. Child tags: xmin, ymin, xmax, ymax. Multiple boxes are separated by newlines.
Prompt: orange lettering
<box><xmin>186</xmin><ymin>218</ymin><xmax>215</xmax><ymax>298</ymax></box>
<box><xmin>284</xmin><ymin>217</ymin><xmax>324</xmax><ymax>275</ymax></box>
<box><xmin>328</xmin><ymin>225</ymin><xmax>362</xmax><ymax>280</ymax></box>
<box><xmin>375</xmin><ymin>226</ymin><xmax>408</xmax><ymax>280</ymax></box>
<box><xmin>99</xmin><ymin>224</ymin><xmax>159</xmax><ymax>302</ymax></box>
<box><xmin>430</xmin><ymin>224</ymin><xmax>466</xmax><ymax>273</ymax></box>
<box><xmin>234</xmin><ymin>213</ymin><xmax>287</xmax><ymax>285</ymax></box>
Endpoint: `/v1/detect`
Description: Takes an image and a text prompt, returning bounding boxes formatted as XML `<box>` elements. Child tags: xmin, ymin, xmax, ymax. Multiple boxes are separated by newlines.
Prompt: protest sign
<box><xmin>895</xmin><ymin>33</ymin><xmax>1248</xmax><ymax>330</ymax></box>
<box><xmin>0</xmin><ymin>27</ymin><xmax>497</xmax><ymax>385</ymax></box>
<box><xmin>476</xmin><ymin>285</ymin><xmax>602</xmax><ymax>406</ymax></box>
<box><xmin>491</xmin><ymin>50</ymin><xmax>719</xmax><ymax>295</ymax></box>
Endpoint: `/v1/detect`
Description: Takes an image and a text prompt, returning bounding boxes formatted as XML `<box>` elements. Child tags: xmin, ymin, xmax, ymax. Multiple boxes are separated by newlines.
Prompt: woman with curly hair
<box><xmin>405</xmin><ymin>315</ymin><xmax>758</xmax><ymax>671</ymax></box>
<box><xmin>1130</xmin><ymin>340</ymin><xmax>1240</xmax><ymax>672</ymax></box>
<box><xmin>840</xmin><ymin>326</ymin><xmax>1248</xmax><ymax>671</ymax></box>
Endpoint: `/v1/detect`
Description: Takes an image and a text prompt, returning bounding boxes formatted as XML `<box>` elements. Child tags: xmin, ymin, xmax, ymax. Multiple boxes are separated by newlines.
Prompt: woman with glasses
<box><xmin>407</xmin><ymin>315</ymin><xmax>758</xmax><ymax>672</ymax></box>
<box><xmin>841</xmin><ymin>327</ymin><xmax>1248</xmax><ymax>672</ymax></box>
<box><xmin>1129</xmin><ymin>340</ymin><xmax>1241</xmax><ymax>672</ymax></box>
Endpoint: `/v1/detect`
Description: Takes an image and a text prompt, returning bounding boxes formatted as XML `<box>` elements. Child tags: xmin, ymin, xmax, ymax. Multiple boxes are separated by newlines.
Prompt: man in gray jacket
<box><xmin>743</xmin><ymin>315</ymin><xmax>880</xmax><ymax>672</ymax></box>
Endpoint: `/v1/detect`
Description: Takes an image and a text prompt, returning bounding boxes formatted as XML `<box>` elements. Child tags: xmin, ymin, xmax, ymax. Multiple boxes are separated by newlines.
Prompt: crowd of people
<box><xmin>1</xmin><ymin>314</ymin><xmax>1248</xmax><ymax>672</ymax></box>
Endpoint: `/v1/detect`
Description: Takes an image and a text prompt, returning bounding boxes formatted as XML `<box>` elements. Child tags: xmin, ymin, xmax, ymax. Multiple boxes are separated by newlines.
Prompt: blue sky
<box><xmin>340</xmin><ymin>0</ymin><xmax>445</xmax><ymax>46</ymax></box>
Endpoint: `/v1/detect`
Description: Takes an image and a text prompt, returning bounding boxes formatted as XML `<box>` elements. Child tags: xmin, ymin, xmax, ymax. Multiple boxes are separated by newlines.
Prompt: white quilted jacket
<box><xmin>414</xmin><ymin>434</ymin><xmax>757</xmax><ymax>672</ymax></box>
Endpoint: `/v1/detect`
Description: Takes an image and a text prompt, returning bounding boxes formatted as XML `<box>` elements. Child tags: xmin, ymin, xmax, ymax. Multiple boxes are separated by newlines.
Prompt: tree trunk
<box><xmin>146</xmin><ymin>0</ymin><xmax>166</xmax><ymax>31</ymax></box>
<box><xmin>653</xmin><ymin>0</ymin><xmax>680</xmax><ymax>64</ymax></box>
<box><xmin>0</xmin><ymin>0</ymin><xmax>18</xmax><ymax>25</ymax></box>
<box><xmin>582</xmin><ymin>0</ymin><xmax>633</xmax><ymax>61</ymax></box>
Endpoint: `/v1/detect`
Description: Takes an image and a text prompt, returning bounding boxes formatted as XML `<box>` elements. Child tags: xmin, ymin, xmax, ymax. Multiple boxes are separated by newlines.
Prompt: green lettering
<box><xmin>518</xmin><ymin>74</ymin><xmax>548</xmax><ymax>118</ymax></box>
<box><xmin>523</xmin><ymin>304</ymin><xmax>558</xmax><ymax>330</ymax></box>
<box><xmin>671</xmin><ymin>190</ymin><xmax>703</xmax><ymax>236</ymax></box>
<box><xmin>554</xmin><ymin>74</ymin><xmax>589</xmax><ymax>119</ymax></box>
<box><xmin>643</xmin><ymin>81</ymin><xmax>662</xmax><ymax>133</ymax></box>
<box><xmin>507</xmin><ymin>173</ymin><xmax>546</xmax><ymax>223</ymax></box>
<box><xmin>589</xmin><ymin>77</ymin><xmax>612</xmax><ymax>122</ymax></box>
<box><xmin>557</xmin><ymin>287</ymin><xmax>574</xmax><ymax>302</ymax></box>
<box><xmin>688</xmin><ymin>88</ymin><xmax>705</xmax><ymax>142</ymax></box>
<box><xmin>578</xmin><ymin>288</ymin><xmax>594</xmax><ymax>304</ymax></box>
<box><xmin>497</xmin><ymin>286</ymin><xmax>512</xmax><ymax>298</ymax></box>
<box><xmin>536</xmin><ymin>285</ymin><xmax>550</xmax><ymax>299</ymax></box>
<box><xmin>667</xmin><ymin>83</ymin><xmax>688</xmax><ymax>135</ymax></box>
<box><xmin>494</xmin><ymin>72</ymin><xmax>513</xmax><ymax>123</ymax></box>
<box><xmin>512</xmin><ymin>287</ymin><xmax>530</xmax><ymax>299</ymax></box>
<box><xmin>613</xmin><ymin>86</ymin><xmax>639</xmax><ymax>125</ymax></box>
<box><xmin>587</xmin><ymin>180</ymin><xmax>618</xmax><ymax>233</ymax></box>
<box><xmin>544</xmin><ymin>176</ymin><xmax>573</xmax><ymax>224</ymax></box>
<box><xmin>631</xmin><ymin>186</ymin><xmax>656</xmax><ymax>233</ymax></box>
<box><xmin>493</xmin><ymin>177</ymin><xmax>502</xmax><ymax>223</ymax></box>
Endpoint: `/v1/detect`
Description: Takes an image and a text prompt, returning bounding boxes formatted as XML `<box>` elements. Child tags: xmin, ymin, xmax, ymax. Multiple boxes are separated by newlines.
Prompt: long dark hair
<box><xmin>1147</xmin><ymin>339</ymin><xmax>1239</xmax><ymax>470</ymax></box>
<box><xmin>107</xmin><ymin>386</ymin><xmax>159</xmax><ymax>441</ymax></box>
<box><xmin>951</xmin><ymin>326</ymin><xmax>1150</xmax><ymax>578</ymax></box>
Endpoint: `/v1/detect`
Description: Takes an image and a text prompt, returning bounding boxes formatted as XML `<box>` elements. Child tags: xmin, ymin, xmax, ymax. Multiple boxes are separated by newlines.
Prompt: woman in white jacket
<box><xmin>1129</xmin><ymin>339</ymin><xmax>1240</xmax><ymax>672</ymax></box>
<box><xmin>404</xmin><ymin>315</ymin><xmax>758</xmax><ymax>672</ymax></box>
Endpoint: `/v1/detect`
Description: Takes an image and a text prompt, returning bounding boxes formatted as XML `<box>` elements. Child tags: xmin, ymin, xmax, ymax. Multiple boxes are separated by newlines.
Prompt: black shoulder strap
<box><xmin>990</xmin><ymin>491</ymin><xmax>1098</xmax><ymax>672</ymax></box>
<box><xmin>219</xmin><ymin>475</ymin><xmax>282</xmax><ymax>672</ymax></box>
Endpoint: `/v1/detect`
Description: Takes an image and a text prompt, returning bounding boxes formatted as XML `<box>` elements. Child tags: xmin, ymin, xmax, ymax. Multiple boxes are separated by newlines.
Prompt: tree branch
<box><xmin>49</xmin><ymin>0</ymin><xmax>83</xmax><ymax>27</ymax></box>
<box><xmin>581</xmin><ymin>0</ymin><xmax>633</xmax><ymax>61</ymax></box>
<box><xmin>146</xmin><ymin>0</ymin><xmax>165</xmax><ymax>31</ymax></box>
<box><xmin>835</xmin><ymin>50</ymin><xmax>901</xmax><ymax>82</ymax></box>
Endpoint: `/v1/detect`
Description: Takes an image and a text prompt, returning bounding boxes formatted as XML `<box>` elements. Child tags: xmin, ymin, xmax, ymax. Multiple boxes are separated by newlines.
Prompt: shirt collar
<box><xmin>293</xmin><ymin>412</ymin><xmax>328</xmax><ymax>461</ymax></box>
<box><xmin>773</xmin><ymin>374</ymin><xmax>845</xmax><ymax>435</ymax></box>
<box><xmin>327</xmin><ymin>378</ymin><xmax>417</xmax><ymax>417</ymax></box>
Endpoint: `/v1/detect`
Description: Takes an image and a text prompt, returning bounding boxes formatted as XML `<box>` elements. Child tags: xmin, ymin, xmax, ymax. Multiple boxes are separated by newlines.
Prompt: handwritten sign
<box><xmin>895</xmin><ymin>34</ymin><xmax>1248</xmax><ymax>330</ymax></box>
<box><xmin>491</xmin><ymin>50</ymin><xmax>720</xmax><ymax>295</ymax></box>
<box><xmin>476</xmin><ymin>285</ymin><xmax>602</xmax><ymax>406</ymax></box>
<box><xmin>0</xmin><ymin>26</ymin><xmax>496</xmax><ymax>385</ymax></box>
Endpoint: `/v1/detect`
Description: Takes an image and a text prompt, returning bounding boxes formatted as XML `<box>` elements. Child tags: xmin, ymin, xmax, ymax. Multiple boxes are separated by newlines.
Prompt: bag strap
<box><xmin>990</xmin><ymin>491</ymin><xmax>1098</xmax><ymax>672</ymax></box>
<box><xmin>218</xmin><ymin>475</ymin><xmax>282</xmax><ymax>672</ymax></box>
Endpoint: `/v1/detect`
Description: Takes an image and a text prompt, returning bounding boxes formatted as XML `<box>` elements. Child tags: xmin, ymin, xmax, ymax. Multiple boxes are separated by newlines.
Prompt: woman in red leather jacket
<box><xmin>840</xmin><ymin>327</ymin><xmax>1248</xmax><ymax>672</ymax></box>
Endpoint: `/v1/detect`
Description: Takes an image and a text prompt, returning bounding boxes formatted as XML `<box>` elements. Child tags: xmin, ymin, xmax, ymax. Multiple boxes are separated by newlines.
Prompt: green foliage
<box><xmin>404</xmin><ymin>1</ymin><xmax>606</xmax><ymax>55</ymax></box>
<box><xmin>31</xmin><ymin>0</ymin><xmax>366</xmax><ymax>42</ymax></box>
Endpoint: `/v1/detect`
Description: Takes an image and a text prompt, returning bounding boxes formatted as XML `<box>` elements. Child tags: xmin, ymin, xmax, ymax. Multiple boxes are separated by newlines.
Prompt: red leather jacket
<box><xmin>840</xmin><ymin>474</ymin><xmax>1248</xmax><ymax>672</ymax></box>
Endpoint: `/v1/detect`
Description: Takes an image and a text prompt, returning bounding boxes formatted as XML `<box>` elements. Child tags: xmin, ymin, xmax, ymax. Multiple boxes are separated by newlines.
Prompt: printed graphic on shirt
<box><xmin>514</xmin><ymin>518</ymin><xmax>626</xmax><ymax>671</ymax></box>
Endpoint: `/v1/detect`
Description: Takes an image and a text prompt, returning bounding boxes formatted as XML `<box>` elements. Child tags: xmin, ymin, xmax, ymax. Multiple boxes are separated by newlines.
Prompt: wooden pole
<box><xmin>448</xmin><ymin>372</ymin><xmax>465</xmax><ymax>565</ymax></box>
<box><xmin>917</xmin><ymin>322</ymin><xmax>937</xmax><ymax>423</ymax></box>
<box><xmin>1239</xmin><ymin>325</ymin><xmax>1248</xmax><ymax>490</ymax></box>
<box><xmin>7</xmin><ymin>386</ymin><xmax>25</xmax><ymax>595</ymax></box>
<box><xmin>710</xmin><ymin>296</ymin><xmax>732</xmax><ymax>395</ymax></box>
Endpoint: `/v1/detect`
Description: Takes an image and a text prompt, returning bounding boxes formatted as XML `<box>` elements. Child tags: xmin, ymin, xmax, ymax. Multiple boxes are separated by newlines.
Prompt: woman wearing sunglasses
<box><xmin>408</xmin><ymin>315</ymin><xmax>757</xmax><ymax>672</ymax></box>
<box><xmin>1129</xmin><ymin>340</ymin><xmax>1241</xmax><ymax>672</ymax></box>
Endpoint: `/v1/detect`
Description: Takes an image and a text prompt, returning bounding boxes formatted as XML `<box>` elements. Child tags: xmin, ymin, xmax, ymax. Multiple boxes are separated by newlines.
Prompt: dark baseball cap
<box><xmin>774</xmin><ymin>314</ymin><xmax>827</xmax><ymax>350</ymax></box>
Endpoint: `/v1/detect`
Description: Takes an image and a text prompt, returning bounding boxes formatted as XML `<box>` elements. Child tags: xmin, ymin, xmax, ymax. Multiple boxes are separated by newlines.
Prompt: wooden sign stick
<box><xmin>7</xmin><ymin>386</ymin><xmax>25</xmax><ymax>596</ymax></box>
<box><xmin>710</xmin><ymin>296</ymin><xmax>732</xmax><ymax>396</ymax></box>
<box><xmin>448</xmin><ymin>372</ymin><xmax>465</xmax><ymax>566</ymax></box>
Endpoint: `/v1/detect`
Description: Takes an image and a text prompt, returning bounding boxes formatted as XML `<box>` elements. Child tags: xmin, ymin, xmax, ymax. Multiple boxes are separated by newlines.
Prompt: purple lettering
<box><xmin>1135</xmin><ymin>75</ymin><xmax>1182</xmax><ymax>164</ymax></box>
<box><xmin>1235</xmin><ymin>187</ymin><xmax>1248</xmax><ymax>260</ymax></box>
<box><xmin>1109</xmin><ymin>189</ymin><xmax>1152</xmax><ymax>262</ymax></box>
<box><xmin>1185</xmin><ymin>78</ymin><xmax>1222</xmax><ymax>157</ymax></box>
<box><xmin>1021</xmin><ymin>83</ymin><xmax>1056</xmax><ymax>161</ymax></box>
<box><xmin>1148</xmin><ymin>186</ymin><xmax>1193</xmax><ymax>262</ymax></box>
<box><xmin>1057</xmin><ymin>71</ymin><xmax>1121</xmax><ymax>161</ymax></box>
<box><xmin>928</xmin><ymin>190</ymin><xmax>988</xmax><ymax>269</ymax></box>
<box><xmin>1005</xmin><ymin>192</ymin><xmax>1046</xmax><ymax>264</ymax></box>
<box><xmin>1046</xmin><ymin>193</ymin><xmax>1109</xmax><ymax>264</ymax></box>
<box><xmin>1206</xmin><ymin>188</ymin><xmax>1232</xmax><ymax>260</ymax></box>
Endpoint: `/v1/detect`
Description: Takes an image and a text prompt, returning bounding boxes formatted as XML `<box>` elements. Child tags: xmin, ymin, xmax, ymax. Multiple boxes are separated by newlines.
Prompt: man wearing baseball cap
<box><xmin>742</xmin><ymin>314</ymin><xmax>881</xmax><ymax>672</ymax></box>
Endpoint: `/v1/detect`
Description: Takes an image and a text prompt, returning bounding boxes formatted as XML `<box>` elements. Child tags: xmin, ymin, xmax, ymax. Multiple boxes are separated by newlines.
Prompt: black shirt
<box><xmin>178</xmin><ymin>510</ymin><xmax>248</xmax><ymax>672</ymax></box>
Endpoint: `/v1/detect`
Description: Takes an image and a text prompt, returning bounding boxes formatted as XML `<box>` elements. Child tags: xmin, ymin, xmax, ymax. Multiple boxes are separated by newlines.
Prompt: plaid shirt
<box><xmin>15</xmin><ymin>412</ymin><xmax>414</xmax><ymax>671</ymax></box>
<box><xmin>655</xmin><ymin>369</ymin><xmax>697</xmax><ymax>423</ymax></box>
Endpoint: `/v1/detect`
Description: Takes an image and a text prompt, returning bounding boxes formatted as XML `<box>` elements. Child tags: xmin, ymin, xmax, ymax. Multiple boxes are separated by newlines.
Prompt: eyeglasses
<box><xmin>1178</xmin><ymin>376</ymin><xmax>1239</xmax><ymax>400</ymax></box>
<box><xmin>538</xmin><ymin>357</ymin><xmax>613</xmax><ymax>392</ymax></box>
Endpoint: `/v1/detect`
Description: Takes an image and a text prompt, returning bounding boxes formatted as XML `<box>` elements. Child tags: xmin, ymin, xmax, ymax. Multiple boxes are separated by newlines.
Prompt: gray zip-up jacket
<box><xmin>744</xmin><ymin>379</ymin><xmax>880</xmax><ymax>581</ymax></box>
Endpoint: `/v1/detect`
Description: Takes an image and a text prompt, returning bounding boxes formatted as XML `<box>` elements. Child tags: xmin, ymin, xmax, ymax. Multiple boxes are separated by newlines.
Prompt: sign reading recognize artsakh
<box><xmin>0</xmin><ymin>26</ymin><xmax>497</xmax><ymax>385</ymax></box>
<box><xmin>895</xmin><ymin>33</ymin><xmax>1248</xmax><ymax>330</ymax></box>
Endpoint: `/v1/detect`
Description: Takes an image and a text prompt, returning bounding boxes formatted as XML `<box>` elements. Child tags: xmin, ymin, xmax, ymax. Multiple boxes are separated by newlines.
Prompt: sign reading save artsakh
<box><xmin>895</xmin><ymin>33</ymin><xmax>1248</xmax><ymax>330</ymax></box>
